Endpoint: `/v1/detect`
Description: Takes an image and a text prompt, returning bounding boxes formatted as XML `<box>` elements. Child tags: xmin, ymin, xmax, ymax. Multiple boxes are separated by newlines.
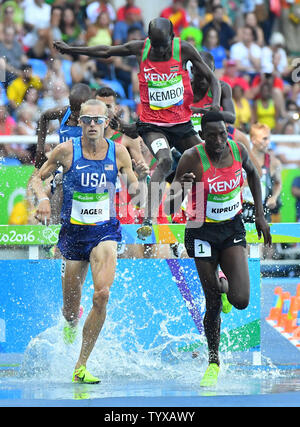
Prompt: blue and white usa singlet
<box><xmin>58</xmin><ymin>107</ymin><xmax>82</xmax><ymax>143</ymax></box>
<box><xmin>57</xmin><ymin>137</ymin><xmax>122</xmax><ymax>261</ymax></box>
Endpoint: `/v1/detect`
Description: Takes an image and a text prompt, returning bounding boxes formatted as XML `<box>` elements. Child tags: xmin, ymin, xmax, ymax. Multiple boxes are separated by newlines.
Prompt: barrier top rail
<box><xmin>0</xmin><ymin>134</ymin><xmax>300</xmax><ymax>145</ymax></box>
<box><xmin>0</xmin><ymin>223</ymin><xmax>300</xmax><ymax>246</ymax></box>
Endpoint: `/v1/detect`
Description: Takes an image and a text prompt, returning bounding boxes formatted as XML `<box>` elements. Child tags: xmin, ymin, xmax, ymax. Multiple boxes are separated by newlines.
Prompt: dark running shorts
<box><xmin>57</xmin><ymin>220</ymin><xmax>122</xmax><ymax>261</ymax></box>
<box><xmin>184</xmin><ymin>215</ymin><xmax>246</xmax><ymax>262</ymax></box>
<box><xmin>136</xmin><ymin>119</ymin><xmax>197</xmax><ymax>154</ymax></box>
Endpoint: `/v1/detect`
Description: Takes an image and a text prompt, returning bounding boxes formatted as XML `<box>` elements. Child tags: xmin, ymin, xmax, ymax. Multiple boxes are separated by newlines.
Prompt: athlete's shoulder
<box><xmin>41</xmin><ymin>105</ymin><xmax>68</xmax><ymax>120</ymax></box>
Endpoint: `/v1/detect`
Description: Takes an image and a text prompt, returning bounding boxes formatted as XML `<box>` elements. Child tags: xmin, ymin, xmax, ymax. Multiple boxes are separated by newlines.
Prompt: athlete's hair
<box><xmin>70</xmin><ymin>83</ymin><xmax>92</xmax><ymax>98</ymax></box>
<box><xmin>148</xmin><ymin>17</ymin><xmax>174</xmax><ymax>38</ymax></box>
<box><xmin>80</xmin><ymin>99</ymin><xmax>108</xmax><ymax>117</ymax></box>
<box><xmin>250</xmin><ymin>122</ymin><xmax>270</xmax><ymax>139</ymax></box>
<box><xmin>95</xmin><ymin>86</ymin><xmax>117</xmax><ymax>100</ymax></box>
<box><xmin>201</xmin><ymin>111</ymin><xmax>225</xmax><ymax>129</ymax></box>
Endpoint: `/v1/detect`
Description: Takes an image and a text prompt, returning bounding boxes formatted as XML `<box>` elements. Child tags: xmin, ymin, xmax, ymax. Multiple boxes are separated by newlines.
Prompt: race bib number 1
<box><xmin>194</xmin><ymin>239</ymin><xmax>211</xmax><ymax>257</ymax></box>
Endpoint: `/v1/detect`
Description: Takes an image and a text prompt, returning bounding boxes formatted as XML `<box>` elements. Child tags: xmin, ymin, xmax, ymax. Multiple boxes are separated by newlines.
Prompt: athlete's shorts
<box><xmin>184</xmin><ymin>215</ymin><xmax>246</xmax><ymax>262</ymax></box>
<box><xmin>57</xmin><ymin>220</ymin><xmax>122</xmax><ymax>261</ymax></box>
<box><xmin>136</xmin><ymin>120</ymin><xmax>197</xmax><ymax>154</ymax></box>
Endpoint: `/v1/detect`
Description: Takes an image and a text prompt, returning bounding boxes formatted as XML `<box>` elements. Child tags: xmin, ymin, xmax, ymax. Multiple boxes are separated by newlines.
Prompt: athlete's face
<box><xmin>201</xmin><ymin>121</ymin><xmax>228</xmax><ymax>155</ymax></box>
<box><xmin>150</xmin><ymin>32</ymin><xmax>173</xmax><ymax>59</ymax></box>
<box><xmin>96</xmin><ymin>95</ymin><xmax>117</xmax><ymax>118</ymax></box>
<box><xmin>251</xmin><ymin>129</ymin><xmax>270</xmax><ymax>153</ymax></box>
<box><xmin>79</xmin><ymin>105</ymin><xmax>109</xmax><ymax>141</ymax></box>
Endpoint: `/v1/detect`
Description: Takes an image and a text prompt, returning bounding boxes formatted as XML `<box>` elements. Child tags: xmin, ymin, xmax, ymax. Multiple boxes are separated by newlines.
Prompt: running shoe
<box><xmin>221</xmin><ymin>293</ymin><xmax>233</xmax><ymax>314</ymax></box>
<box><xmin>200</xmin><ymin>363</ymin><xmax>220</xmax><ymax>387</ymax></box>
<box><xmin>137</xmin><ymin>218</ymin><xmax>152</xmax><ymax>240</ymax></box>
<box><xmin>72</xmin><ymin>365</ymin><xmax>100</xmax><ymax>384</ymax></box>
<box><xmin>63</xmin><ymin>306</ymin><xmax>84</xmax><ymax>345</ymax></box>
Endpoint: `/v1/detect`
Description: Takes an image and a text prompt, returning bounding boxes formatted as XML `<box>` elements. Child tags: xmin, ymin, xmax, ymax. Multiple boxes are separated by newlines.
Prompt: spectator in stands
<box><xmin>275</xmin><ymin>119</ymin><xmax>300</xmax><ymax>168</ymax></box>
<box><xmin>237</xmin><ymin>12</ymin><xmax>265</xmax><ymax>47</ymax></box>
<box><xmin>277</xmin><ymin>100</ymin><xmax>300</xmax><ymax>134</ymax></box>
<box><xmin>262</xmin><ymin>31</ymin><xmax>289</xmax><ymax>77</ymax></box>
<box><xmin>39</xmin><ymin>78</ymin><xmax>69</xmax><ymax>114</ymax></box>
<box><xmin>220</xmin><ymin>59</ymin><xmax>250</xmax><ymax>96</ymax></box>
<box><xmin>160</xmin><ymin>0</ymin><xmax>188</xmax><ymax>36</ymax></box>
<box><xmin>22</xmin><ymin>0</ymin><xmax>52</xmax><ymax>59</ymax></box>
<box><xmin>86</xmin><ymin>10</ymin><xmax>112</xmax><ymax>47</ymax></box>
<box><xmin>249</xmin><ymin>62</ymin><xmax>286</xmax><ymax>119</ymax></box>
<box><xmin>19</xmin><ymin>86</ymin><xmax>40</xmax><ymax>123</ymax></box>
<box><xmin>113</xmin><ymin>5</ymin><xmax>144</xmax><ymax>45</ymax></box>
<box><xmin>86</xmin><ymin>0</ymin><xmax>116</xmax><ymax>25</ymax></box>
<box><xmin>70</xmin><ymin>49</ymin><xmax>97</xmax><ymax>85</ymax></box>
<box><xmin>0</xmin><ymin>104</ymin><xmax>33</xmax><ymax>163</ymax></box>
<box><xmin>13</xmin><ymin>103</ymin><xmax>36</xmax><ymax>163</ymax></box>
<box><xmin>180</xmin><ymin>26</ymin><xmax>203</xmax><ymax>51</ymax></box>
<box><xmin>232</xmin><ymin>84</ymin><xmax>252</xmax><ymax>133</ymax></box>
<box><xmin>49</xmin><ymin>5</ymin><xmax>63</xmax><ymax>43</ymax></box>
<box><xmin>229</xmin><ymin>25</ymin><xmax>262</xmax><ymax>80</ymax></box>
<box><xmin>117</xmin><ymin>0</ymin><xmax>142</xmax><ymax>22</ymax></box>
<box><xmin>280</xmin><ymin>0</ymin><xmax>300</xmax><ymax>56</ymax></box>
<box><xmin>201</xmin><ymin>5</ymin><xmax>236</xmax><ymax>51</ymax></box>
<box><xmin>291</xmin><ymin>176</ymin><xmax>300</xmax><ymax>221</ymax></box>
<box><xmin>7</xmin><ymin>63</ymin><xmax>42</xmax><ymax>110</ymax></box>
<box><xmin>113</xmin><ymin>25</ymin><xmax>142</xmax><ymax>99</ymax></box>
<box><xmin>43</xmin><ymin>58</ymin><xmax>67</xmax><ymax>92</ymax></box>
<box><xmin>0</xmin><ymin>26</ymin><xmax>27</xmax><ymax>84</ymax></box>
<box><xmin>0</xmin><ymin>1</ymin><xmax>24</xmax><ymax>41</ymax></box>
<box><xmin>201</xmin><ymin>27</ymin><xmax>226</xmax><ymax>77</ymax></box>
<box><xmin>201</xmin><ymin>0</ymin><xmax>232</xmax><ymax>27</ymax></box>
<box><xmin>185</xmin><ymin>0</ymin><xmax>203</xmax><ymax>28</ymax></box>
<box><xmin>59</xmin><ymin>6</ymin><xmax>82</xmax><ymax>44</ymax></box>
<box><xmin>252</xmin><ymin>81</ymin><xmax>279</xmax><ymax>131</ymax></box>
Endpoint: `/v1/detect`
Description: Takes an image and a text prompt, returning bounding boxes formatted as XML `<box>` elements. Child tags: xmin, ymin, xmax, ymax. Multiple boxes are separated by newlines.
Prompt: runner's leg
<box><xmin>75</xmin><ymin>240</ymin><xmax>118</xmax><ymax>369</ymax></box>
<box><xmin>142</xmin><ymin>131</ymin><xmax>173</xmax><ymax>222</ymax></box>
<box><xmin>61</xmin><ymin>258</ymin><xmax>89</xmax><ymax>326</ymax></box>
<box><xmin>219</xmin><ymin>245</ymin><xmax>250</xmax><ymax>310</ymax></box>
<box><xmin>194</xmin><ymin>258</ymin><xmax>222</xmax><ymax>366</ymax></box>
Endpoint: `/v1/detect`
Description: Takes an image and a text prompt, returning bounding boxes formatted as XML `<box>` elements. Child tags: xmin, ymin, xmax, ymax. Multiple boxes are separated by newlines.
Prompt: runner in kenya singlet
<box><xmin>138</xmin><ymin>37</ymin><xmax>194</xmax><ymax>125</ymax></box>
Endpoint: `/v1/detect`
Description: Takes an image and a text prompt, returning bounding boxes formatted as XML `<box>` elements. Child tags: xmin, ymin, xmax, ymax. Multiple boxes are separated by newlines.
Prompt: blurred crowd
<box><xmin>0</xmin><ymin>0</ymin><xmax>299</xmax><ymax>169</ymax></box>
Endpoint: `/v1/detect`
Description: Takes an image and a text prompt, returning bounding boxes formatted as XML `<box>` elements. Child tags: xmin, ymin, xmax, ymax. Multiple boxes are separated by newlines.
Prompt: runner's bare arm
<box><xmin>182</xmin><ymin>41</ymin><xmax>221</xmax><ymax>109</ymax></box>
<box><xmin>219</xmin><ymin>81</ymin><xmax>236</xmax><ymax>124</ymax></box>
<box><xmin>36</xmin><ymin>106</ymin><xmax>68</xmax><ymax>169</ymax></box>
<box><xmin>53</xmin><ymin>40</ymin><xmax>143</xmax><ymax>59</ymax></box>
<box><xmin>238</xmin><ymin>143</ymin><xmax>272</xmax><ymax>245</ymax></box>
<box><xmin>116</xmin><ymin>144</ymin><xmax>148</xmax><ymax>207</ymax></box>
<box><xmin>164</xmin><ymin>147</ymin><xmax>199</xmax><ymax>215</ymax></box>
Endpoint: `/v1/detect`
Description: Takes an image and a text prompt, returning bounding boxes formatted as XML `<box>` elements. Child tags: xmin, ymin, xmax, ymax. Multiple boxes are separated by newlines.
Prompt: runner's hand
<box><xmin>132</xmin><ymin>159</ymin><xmax>149</xmax><ymax>179</ymax></box>
<box><xmin>35</xmin><ymin>199</ymin><xmax>51</xmax><ymax>225</ymax></box>
<box><xmin>179</xmin><ymin>173</ymin><xmax>195</xmax><ymax>189</ymax></box>
<box><xmin>255</xmin><ymin>215</ymin><xmax>272</xmax><ymax>246</ymax></box>
<box><xmin>53</xmin><ymin>40</ymin><xmax>70</xmax><ymax>54</ymax></box>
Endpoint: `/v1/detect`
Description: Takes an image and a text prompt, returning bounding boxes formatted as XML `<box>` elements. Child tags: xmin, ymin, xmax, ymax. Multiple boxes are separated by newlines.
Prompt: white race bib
<box><xmin>70</xmin><ymin>191</ymin><xmax>110</xmax><ymax>225</ymax></box>
<box><xmin>206</xmin><ymin>187</ymin><xmax>242</xmax><ymax>221</ymax></box>
<box><xmin>194</xmin><ymin>239</ymin><xmax>212</xmax><ymax>257</ymax></box>
<box><xmin>148</xmin><ymin>76</ymin><xmax>184</xmax><ymax>110</ymax></box>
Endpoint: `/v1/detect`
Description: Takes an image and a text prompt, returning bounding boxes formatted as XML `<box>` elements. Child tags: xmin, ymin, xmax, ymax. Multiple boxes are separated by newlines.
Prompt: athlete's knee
<box><xmin>157</xmin><ymin>155</ymin><xmax>173</xmax><ymax>175</ymax></box>
<box><xmin>230</xmin><ymin>294</ymin><xmax>249</xmax><ymax>310</ymax></box>
<box><xmin>93</xmin><ymin>287</ymin><xmax>110</xmax><ymax>311</ymax></box>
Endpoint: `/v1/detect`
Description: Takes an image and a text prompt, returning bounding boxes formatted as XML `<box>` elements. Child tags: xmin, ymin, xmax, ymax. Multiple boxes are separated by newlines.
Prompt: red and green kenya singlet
<box><xmin>190</xmin><ymin>89</ymin><xmax>236</xmax><ymax>140</ymax></box>
<box><xmin>138</xmin><ymin>37</ymin><xmax>194</xmax><ymax>125</ymax></box>
<box><xmin>189</xmin><ymin>139</ymin><xmax>244</xmax><ymax>222</ymax></box>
